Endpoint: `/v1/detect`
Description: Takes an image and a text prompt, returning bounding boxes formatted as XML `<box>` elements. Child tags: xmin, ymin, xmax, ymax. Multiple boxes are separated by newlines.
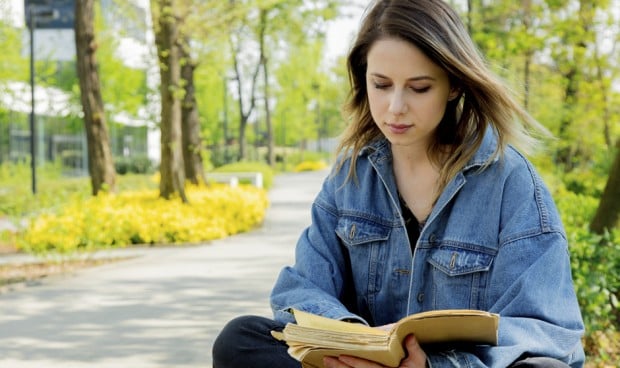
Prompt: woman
<box><xmin>212</xmin><ymin>0</ymin><xmax>585</xmax><ymax>367</ymax></box>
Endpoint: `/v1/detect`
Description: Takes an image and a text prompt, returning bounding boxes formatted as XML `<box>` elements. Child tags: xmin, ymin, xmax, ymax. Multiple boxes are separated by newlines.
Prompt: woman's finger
<box><xmin>332</xmin><ymin>354</ymin><xmax>386</xmax><ymax>368</ymax></box>
<box><xmin>399</xmin><ymin>335</ymin><xmax>427</xmax><ymax>368</ymax></box>
<box><xmin>324</xmin><ymin>356</ymin><xmax>350</xmax><ymax>368</ymax></box>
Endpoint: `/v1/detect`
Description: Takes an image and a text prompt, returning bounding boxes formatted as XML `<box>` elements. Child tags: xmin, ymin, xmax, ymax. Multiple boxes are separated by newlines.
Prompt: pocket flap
<box><xmin>428</xmin><ymin>246</ymin><xmax>494</xmax><ymax>276</ymax></box>
<box><xmin>335</xmin><ymin>217</ymin><xmax>391</xmax><ymax>246</ymax></box>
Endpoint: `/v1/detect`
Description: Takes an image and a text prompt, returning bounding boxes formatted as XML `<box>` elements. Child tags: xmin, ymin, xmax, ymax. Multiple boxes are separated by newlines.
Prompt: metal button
<box><xmin>429</xmin><ymin>234</ymin><xmax>436</xmax><ymax>243</ymax></box>
<box><xmin>450</xmin><ymin>252</ymin><xmax>458</xmax><ymax>269</ymax></box>
<box><xmin>417</xmin><ymin>293</ymin><xmax>425</xmax><ymax>303</ymax></box>
<box><xmin>349</xmin><ymin>224</ymin><xmax>356</xmax><ymax>239</ymax></box>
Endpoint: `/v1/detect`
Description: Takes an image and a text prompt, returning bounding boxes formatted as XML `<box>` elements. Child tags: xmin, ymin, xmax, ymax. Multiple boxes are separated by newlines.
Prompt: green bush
<box><xmin>60</xmin><ymin>150</ymin><xmax>84</xmax><ymax>169</ymax></box>
<box><xmin>554</xmin><ymin>183</ymin><xmax>619</xmax><ymax>363</ymax></box>
<box><xmin>562</xmin><ymin>169</ymin><xmax>606</xmax><ymax>197</ymax></box>
<box><xmin>293</xmin><ymin>160</ymin><xmax>329</xmax><ymax>172</ymax></box>
<box><xmin>207</xmin><ymin>146</ymin><xmax>237</xmax><ymax>168</ymax></box>
<box><xmin>114</xmin><ymin>155</ymin><xmax>154</xmax><ymax>175</ymax></box>
<box><xmin>283</xmin><ymin>150</ymin><xmax>332</xmax><ymax>170</ymax></box>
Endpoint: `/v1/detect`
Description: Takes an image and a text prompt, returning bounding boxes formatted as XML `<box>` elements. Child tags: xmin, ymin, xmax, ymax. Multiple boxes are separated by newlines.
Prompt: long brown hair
<box><xmin>335</xmin><ymin>0</ymin><xmax>549</xmax><ymax>194</ymax></box>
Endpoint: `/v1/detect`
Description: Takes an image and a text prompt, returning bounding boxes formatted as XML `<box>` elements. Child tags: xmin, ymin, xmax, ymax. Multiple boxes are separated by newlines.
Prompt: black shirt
<box><xmin>399</xmin><ymin>194</ymin><xmax>425</xmax><ymax>251</ymax></box>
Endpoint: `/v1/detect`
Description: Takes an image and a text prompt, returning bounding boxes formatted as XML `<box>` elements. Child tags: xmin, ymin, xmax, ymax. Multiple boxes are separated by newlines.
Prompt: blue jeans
<box><xmin>211</xmin><ymin>315</ymin><xmax>572</xmax><ymax>368</ymax></box>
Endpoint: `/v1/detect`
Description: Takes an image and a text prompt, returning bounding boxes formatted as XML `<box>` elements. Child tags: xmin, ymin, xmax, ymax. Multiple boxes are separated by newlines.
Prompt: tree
<box><xmin>229</xmin><ymin>31</ymin><xmax>260</xmax><ymax>161</ymax></box>
<box><xmin>170</xmin><ymin>0</ymin><xmax>240</xmax><ymax>169</ymax></box>
<box><xmin>257</xmin><ymin>8</ymin><xmax>274</xmax><ymax>166</ymax></box>
<box><xmin>150</xmin><ymin>0</ymin><xmax>187</xmax><ymax>201</ymax></box>
<box><xmin>542</xmin><ymin>0</ymin><xmax>616</xmax><ymax>171</ymax></box>
<box><xmin>272</xmin><ymin>39</ymin><xmax>346</xmax><ymax>154</ymax></box>
<box><xmin>0</xmin><ymin>19</ymin><xmax>28</xmax><ymax>82</ymax></box>
<box><xmin>222</xmin><ymin>0</ymin><xmax>340</xmax><ymax>162</ymax></box>
<box><xmin>252</xmin><ymin>0</ymin><xmax>338</xmax><ymax>165</ymax></box>
<box><xmin>180</xmin><ymin>38</ymin><xmax>207</xmax><ymax>185</ymax></box>
<box><xmin>74</xmin><ymin>0</ymin><xmax>116</xmax><ymax>195</ymax></box>
<box><xmin>590</xmin><ymin>139</ymin><xmax>620</xmax><ymax>234</ymax></box>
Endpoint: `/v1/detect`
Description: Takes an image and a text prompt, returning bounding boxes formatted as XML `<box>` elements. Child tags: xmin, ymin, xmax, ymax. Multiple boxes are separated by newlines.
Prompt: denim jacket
<box><xmin>270</xmin><ymin>131</ymin><xmax>585</xmax><ymax>367</ymax></box>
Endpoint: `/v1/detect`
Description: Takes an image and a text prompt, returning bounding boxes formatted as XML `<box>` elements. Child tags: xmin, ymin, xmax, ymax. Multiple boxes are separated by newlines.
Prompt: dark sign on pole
<box><xmin>24</xmin><ymin>0</ymin><xmax>71</xmax><ymax>194</ymax></box>
<box><xmin>25</xmin><ymin>0</ymin><xmax>75</xmax><ymax>29</ymax></box>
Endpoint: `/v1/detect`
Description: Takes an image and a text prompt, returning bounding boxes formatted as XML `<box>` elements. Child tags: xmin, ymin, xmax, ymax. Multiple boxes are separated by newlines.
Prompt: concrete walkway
<box><xmin>0</xmin><ymin>169</ymin><xmax>328</xmax><ymax>368</ymax></box>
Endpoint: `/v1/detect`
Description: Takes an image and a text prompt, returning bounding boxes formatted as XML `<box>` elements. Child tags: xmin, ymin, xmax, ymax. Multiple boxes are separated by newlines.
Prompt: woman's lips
<box><xmin>386</xmin><ymin>123</ymin><xmax>412</xmax><ymax>134</ymax></box>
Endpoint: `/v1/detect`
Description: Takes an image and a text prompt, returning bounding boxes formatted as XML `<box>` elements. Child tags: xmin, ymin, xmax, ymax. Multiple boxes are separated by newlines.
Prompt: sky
<box><xmin>324</xmin><ymin>0</ymin><xmax>368</xmax><ymax>63</ymax></box>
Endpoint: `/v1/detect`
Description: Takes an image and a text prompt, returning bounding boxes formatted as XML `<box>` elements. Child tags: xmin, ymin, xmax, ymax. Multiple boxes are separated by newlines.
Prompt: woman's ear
<box><xmin>448</xmin><ymin>86</ymin><xmax>461</xmax><ymax>101</ymax></box>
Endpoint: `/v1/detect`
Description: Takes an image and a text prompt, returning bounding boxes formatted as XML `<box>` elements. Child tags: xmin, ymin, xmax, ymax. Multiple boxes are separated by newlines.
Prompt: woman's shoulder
<box><xmin>495</xmin><ymin>147</ymin><xmax>565</xmax><ymax>234</ymax></box>
<box><xmin>500</xmin><ymin>146</ymin><xmax>546</xmax><ymax>187</ymax></box>
<box><xmin>469</xmin><ymin>129</ymin><xmax>541</xmax><ymax>182</ymax></box>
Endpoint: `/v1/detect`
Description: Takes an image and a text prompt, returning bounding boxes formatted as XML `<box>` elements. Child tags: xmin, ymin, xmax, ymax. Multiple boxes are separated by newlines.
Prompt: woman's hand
<box><xmin>323</xmin><ymin>335</ymin><xmax>427</xmax><ymax>368</ymax></box>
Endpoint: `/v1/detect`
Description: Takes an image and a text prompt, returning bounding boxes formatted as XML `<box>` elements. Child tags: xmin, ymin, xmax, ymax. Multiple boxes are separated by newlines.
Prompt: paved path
<box><xmin>0</xmin><ymin>169</ymin><xmax>328</xmax><ymax>368</ymax></box>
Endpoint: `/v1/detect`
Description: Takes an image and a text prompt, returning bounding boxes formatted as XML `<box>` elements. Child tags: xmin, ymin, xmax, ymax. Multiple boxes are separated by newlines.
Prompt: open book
<box><xmin>271</xmin><ymin>309</ymin><xmax>499</xmax><ymax>368</ymax></box>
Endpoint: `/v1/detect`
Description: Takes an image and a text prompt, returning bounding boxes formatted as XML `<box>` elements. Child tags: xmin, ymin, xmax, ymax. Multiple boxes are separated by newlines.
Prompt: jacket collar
<box><xmin>361</xmin><ymin>128</ymin><xmax>500</xmax><ymax>173</ymax></box>
<box><xmin>462</xmin><ymin>127</ymin><xmax>501</xmax><ymax>171</ymax></box>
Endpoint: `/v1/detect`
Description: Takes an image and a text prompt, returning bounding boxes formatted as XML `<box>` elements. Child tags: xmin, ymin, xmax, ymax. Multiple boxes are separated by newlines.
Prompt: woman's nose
<box><xmin>388</xmin><ymin>90</ymin><xmax>407</xmax><ymax>115</ymax></box>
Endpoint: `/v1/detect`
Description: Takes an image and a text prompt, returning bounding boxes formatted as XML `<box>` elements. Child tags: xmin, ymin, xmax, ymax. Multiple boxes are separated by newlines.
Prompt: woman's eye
<box><xmin>373</xmin><ymin>83</ymin><xmax>391</xmax><ymax>90</ymax></box>
<box><xmin>412</xmin><ymin>86</ymin><xmax>431</xmax><ymax>93</ymax></box>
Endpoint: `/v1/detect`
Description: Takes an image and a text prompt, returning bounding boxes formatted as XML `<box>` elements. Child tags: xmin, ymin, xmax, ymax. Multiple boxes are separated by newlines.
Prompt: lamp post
<box><xmin>27</xmin><ymin>4</ymin><xmax>58</xmax><ymax>194</ymax></box>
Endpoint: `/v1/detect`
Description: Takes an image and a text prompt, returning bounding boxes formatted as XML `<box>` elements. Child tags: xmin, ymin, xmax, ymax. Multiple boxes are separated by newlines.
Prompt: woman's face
<box><xmin>366</xmin><ymin>37</ymin><xmax>457</xmax><ymax>150</ymax></box>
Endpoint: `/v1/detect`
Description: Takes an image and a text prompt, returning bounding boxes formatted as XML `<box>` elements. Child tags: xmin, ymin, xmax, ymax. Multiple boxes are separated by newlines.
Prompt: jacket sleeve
<box><xmin>270</xmin><ymin>173</ymin><xmax>366</xmax><ymax>325</ymax></box>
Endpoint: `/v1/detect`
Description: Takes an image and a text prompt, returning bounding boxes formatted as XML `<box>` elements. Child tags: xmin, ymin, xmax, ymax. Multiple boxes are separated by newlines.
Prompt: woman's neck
<box><xmin>391</xmin><ymin>142</ymin><xmax>432</xmax><ymax>170</ymax></box>
<box><xmin>391</xmin><ymin>144</ymin><xmax>440</xmax><ymax>222</ymax></box>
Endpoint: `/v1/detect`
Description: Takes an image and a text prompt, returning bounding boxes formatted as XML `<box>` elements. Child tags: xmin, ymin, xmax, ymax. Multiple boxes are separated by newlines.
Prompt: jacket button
<box><xmin>429</xmin><ymin>234</ymin><xmax>436</xmax><ymax>243</ymax></box>
<box><xmin>349</xmin><ymin>224</ymin><xmax>356</xmax><ymax>239</ymax></box>
<box><xmin>417</xmin><ymin>293</ymin><xmax>424</xmax><ymax>303</ymax></box>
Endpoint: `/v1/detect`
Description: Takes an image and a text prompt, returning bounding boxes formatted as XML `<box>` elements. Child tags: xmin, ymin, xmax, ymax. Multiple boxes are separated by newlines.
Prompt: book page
<box><xmin>392</xmin><ymin>309</ymin><xmax>499</xmax><ymax>345</ymax></box>
<box><xmin>293</xmin><ymin>309</ymin><xmax>386</xmax><ymax>336</ymax></box>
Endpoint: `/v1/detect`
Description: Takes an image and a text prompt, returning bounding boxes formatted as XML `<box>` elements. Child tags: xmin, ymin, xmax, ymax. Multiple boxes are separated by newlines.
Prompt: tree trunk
<box><xmin>74</xmin><ymin>0</ymin><xmax>116</xmax><ymax>196</ymax></box>
<box><xmin>554</xmin><ymin>67</ymin><xmax>579</xmax><ymax>170</ymax></box>
<box><xmin>466</xmin><ymin>0</ymin><xmax>473</xmax><ymax>33</ymax></box>
<box><xmin>232</xmin><ymin>53</ymin><xmax>249</xmax><ymax>161</ymax></box>
<box><xmin>151</xmin><ymin>0</ymin><xmax>187</xmax><ymax>202</ymax></box>
<box><xmin>554</xmin><ymin>0</ymin><xmax>592</xmax><ymax>171</ymax></box>
<box><xmin>594</xmin><ymin>44</ymin><xmax>613</xmax><ymax>150</ymax></box>
<box><xmin>258</xmin><ymin>10</ymin><xmax>274</xmax><ymax>167</ymax></box>
<box><xmin>590</xmin><ymin>139</ymin><xmax>620</xmax><ymax>234</ymax></box>
<box><xmin>230</xmin><ymin>35</ymin><xmax>259</xmax><ymax>162</ymax></box>
<box><xmin>180</xmin><ymin>43</ymin><xmax>207</xmax><ymax>185</ymax></box>
<box><xmin>263</xmin><ymin>61</ymin><xmax>274</xmax><ymax>166</ymax></box>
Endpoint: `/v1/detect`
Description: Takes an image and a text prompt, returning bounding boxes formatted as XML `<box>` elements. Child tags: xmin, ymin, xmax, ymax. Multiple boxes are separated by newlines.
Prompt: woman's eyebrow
<box><xmin>407</xmin><ymin>76</ymin><xmax>436</xmax><ymax>82</ymax></box>
<box><xmin>369</xmin><ymin>72</ymin><xmax>436</xmax><ymax>81</ymax></box>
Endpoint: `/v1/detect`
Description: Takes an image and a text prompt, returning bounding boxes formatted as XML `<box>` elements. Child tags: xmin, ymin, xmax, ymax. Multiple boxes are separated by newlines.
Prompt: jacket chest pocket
<box><xmin>427</xmin><ymin>245</ymin><xmax>495</xmax><ymax>310</ymax></box>
<box><xmin>336</xmin><ymin>217</ymin><xmax>391</xmax><ymax>298</ymax></box>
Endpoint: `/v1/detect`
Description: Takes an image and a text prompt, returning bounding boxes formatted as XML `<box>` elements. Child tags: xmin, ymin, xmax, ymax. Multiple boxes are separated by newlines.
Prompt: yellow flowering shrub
<box><xmin>293</xmin><ymin>160</ymin><xmax>328</xmax><ymax>172</ymax></box>
<box><xmin>18</xmin><ymin>184</ymin><xmax>269</xmax><ymax>254</ymax></box>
